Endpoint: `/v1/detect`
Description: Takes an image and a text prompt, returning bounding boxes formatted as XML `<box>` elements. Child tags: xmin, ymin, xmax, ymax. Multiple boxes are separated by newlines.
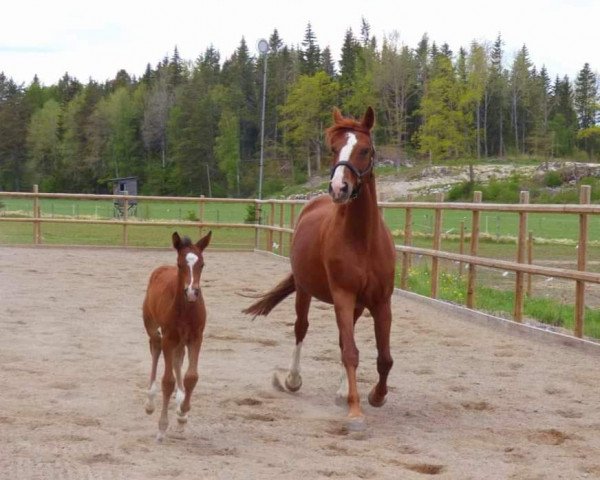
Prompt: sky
<box><xmin>1</xmin><ymin>0</ymin><xmax>598</xmax><ymax>86</ymax></box>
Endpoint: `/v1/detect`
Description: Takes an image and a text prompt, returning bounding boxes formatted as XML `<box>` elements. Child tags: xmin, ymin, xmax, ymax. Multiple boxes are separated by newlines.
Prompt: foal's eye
<box><xmin>360</xmin><ymin>148</ymin><xmax>370</xmax><ymax>156</ymax></box>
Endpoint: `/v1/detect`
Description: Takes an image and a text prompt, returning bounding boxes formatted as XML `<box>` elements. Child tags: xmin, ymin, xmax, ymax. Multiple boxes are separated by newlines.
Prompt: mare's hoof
<box><xmin>368</xmin><ymin>389</ymin><xmax>387</xmax><ymax>408</ymax></box>
<box><xmin>346</xmin><ymin>415</ymin><xmax>366</xmax><ymax>432</ymax></box>
<box><xmin>145</xmin><ymin>405</ymin><xmax>155</xmax><ymax>415</ymax></box>
<box><xmin>285</xmin><ymin>374</ymin><xmax>302</xmax><ymax>392</ymax></box>
<box><xmin>156</xmin><ymin>432</ymin><xmax>165</xmax><ymax>443</ymax></box>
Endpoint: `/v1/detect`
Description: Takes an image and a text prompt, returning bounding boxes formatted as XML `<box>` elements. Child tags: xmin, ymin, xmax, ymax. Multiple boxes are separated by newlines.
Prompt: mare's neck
<box><xmin>339</xmin><ymin>177</ymin><xmax>380</xmax><ymax>241</ymax></box>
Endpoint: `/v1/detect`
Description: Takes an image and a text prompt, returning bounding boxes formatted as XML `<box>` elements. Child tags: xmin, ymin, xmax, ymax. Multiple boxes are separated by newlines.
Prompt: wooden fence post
<box><xmin>513</xmin><ymin>192</ymin><xmax>530</xmax><ymax>318</ymax></box>
<box><xmin>400</xmin><ymin>194</ymin><xmax>413</xmax><ymax>290</ymax></box>
<box><xmin>575</xmin><ymin>185</ymin><xmax>591</xmax><ymax>338</ymax></box>
<box><xmin>459</xmin><ymin>220</ymin><xmax>465</xmax><ymax>276</ymax></box>
<box><xmin>513</xmin><ymin>191</ymin><xmax>529</xmax><ymax>322</ymax></box>
<box><xmin>527</xmin><ymin>231</ymin><xmax>533</xmax><ymax>296</ymax></box>
<box><xmin>268</xmin><ymin>201</ymin><xmax>275</xmax><ymax>253</ymax></box>
<box><xmin>123</xmin><ymin>197</ymin><xmax>129</xmax><ymax>247</ymax></box>
<box><xmin>279</xmin><ymin>203</ymin><xmax>284</xmax><ymax>256</ymax></box>
<box><xmin>32</xmin><ymin>184</ymin><xmax>41</xmax><ymax>245</ymax></box>
<box><xmin>198</xmin><ymin>195</ymin><xmax>205</xmax><ymax>237</ymax></box>
<box><xmin>254</xmin><ymin>200</ymin><xmax>261</xmax><ymax>250</ymax></box>
<box><xmin>467</xmin><ymin>191</ymin><xmax>482</xmax><ymax>309</ymax></box>
<box><xmin>430</xmin><ymin>192</ymin><xmax>444</xmax><ymax>298</ymax></box>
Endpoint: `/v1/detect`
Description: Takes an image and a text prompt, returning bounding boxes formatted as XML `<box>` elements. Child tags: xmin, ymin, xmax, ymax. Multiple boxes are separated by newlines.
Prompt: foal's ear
<box><xmin>362</xmin><ymin>106</ymin><xmax>375</xmax><ymax>130</ymax></box>
<box><xmin>172</xmin><ymin>231</ymin><xmax>182</xmax><ymax>250</ymax></box>
<box><xmin>196</xmin><ymin>230</ymin><xmax>212</xmax><ymax>251</ymax></box>
<box><xmin>332</xmin><ymin>107</ymin><xmax>344</xmax><ymax>124</ymax></box>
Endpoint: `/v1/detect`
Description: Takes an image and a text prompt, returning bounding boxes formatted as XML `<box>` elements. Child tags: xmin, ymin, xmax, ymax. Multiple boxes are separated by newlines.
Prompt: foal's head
<box><xmin>172</xmin><ymin>231</ymin><xmax>212</xmax><ymax>302</ymax></box>
<box><xmin>326</xmin><ymin>106</ymin><xmax>375</xmax><ymax>204</ymax></box>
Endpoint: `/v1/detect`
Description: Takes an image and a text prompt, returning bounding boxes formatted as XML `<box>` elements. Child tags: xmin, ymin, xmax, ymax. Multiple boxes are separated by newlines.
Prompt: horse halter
<box><xmin>329</xmin><ymin>145</ymin><xmax>376</xmax><ymax>200</ymax></box>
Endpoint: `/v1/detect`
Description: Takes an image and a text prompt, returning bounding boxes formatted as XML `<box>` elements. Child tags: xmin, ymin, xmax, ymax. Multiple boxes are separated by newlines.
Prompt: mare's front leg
<box><xmin>332</xmin><ymin>291</ymin><xmax>364</xmax><ymax>430</ymax></box>
<box><xmin>157</xmin><ymin>335</ymin><xmax>178</xmax><ymax>442</ymax></box>
<box><xmin>368</xmin><ymin>299</ymin><xmax>393</xmax><ymax>407</ymax></box>
<box><xmin>273</xmin><ymin>287</ymin><xmax>311</xmax><ymax>392</ymax></box>
<box><xmin>176</xmin><ymin>338</ymin><xmax>202</xmax><ymax>427</ymax></box>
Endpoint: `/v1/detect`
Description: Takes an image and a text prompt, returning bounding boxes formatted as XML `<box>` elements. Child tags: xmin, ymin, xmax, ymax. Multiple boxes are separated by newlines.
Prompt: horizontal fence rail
<box><xmin>1</xmin><ymin>185</ymin><xmax>598</xmax><ymax>340</ymax></box>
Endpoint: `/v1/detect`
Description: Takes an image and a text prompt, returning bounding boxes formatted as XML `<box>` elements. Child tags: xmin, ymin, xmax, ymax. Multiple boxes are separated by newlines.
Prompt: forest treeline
<box><xmin>0</xmin><ymin>19</ymin><xmax>599</xmax><ymax>197</ymax></box>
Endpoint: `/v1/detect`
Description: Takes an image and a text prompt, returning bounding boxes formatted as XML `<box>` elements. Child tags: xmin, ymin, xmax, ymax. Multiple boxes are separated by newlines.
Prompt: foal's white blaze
<box><xmin>330</xmin><ymin>132</ymin><xmax>357</xmax><ymax>195</ymax></box>
<box><xmin>185</xmin><ymin>252</ymin><xmax>199</xmax><ymax>298</ymax></box>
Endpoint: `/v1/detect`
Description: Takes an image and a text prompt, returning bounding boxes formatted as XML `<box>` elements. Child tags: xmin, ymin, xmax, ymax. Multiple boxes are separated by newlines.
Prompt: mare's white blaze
<box><xmin>330</xmin><ymin>132</ymin><xmax>357</xmax><ymax>193</ymax></box>
<box><xmin>185</xmin><ymin>252</ymin><xmax>199</xmax><ymax>290</ymax></box>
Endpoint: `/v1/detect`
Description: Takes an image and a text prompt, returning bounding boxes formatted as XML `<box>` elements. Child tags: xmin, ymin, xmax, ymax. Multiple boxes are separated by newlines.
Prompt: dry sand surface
<box><xmin>1</xmin><ymin>246</ymin><xmax>600</xmax><ymax>480</ymax></box>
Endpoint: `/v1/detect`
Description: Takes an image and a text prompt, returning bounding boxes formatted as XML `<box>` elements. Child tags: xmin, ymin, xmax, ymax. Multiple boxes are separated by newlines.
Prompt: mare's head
<box><xmin>172</xmin><ymin>231</ymin><xmax>212</xmax><ymax>302</ymax></box>
<box><xmin>326</xmin><ymin>106</ymin><xmax>375</xmax><ymax>204</ymax></box>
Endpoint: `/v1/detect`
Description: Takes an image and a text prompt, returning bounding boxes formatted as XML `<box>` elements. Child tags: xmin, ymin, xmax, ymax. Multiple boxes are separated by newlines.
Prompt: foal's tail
<box><xmin>242</xmin><ymin>273</ymin><xmax>296</xmax><ymax>318</ymax></box>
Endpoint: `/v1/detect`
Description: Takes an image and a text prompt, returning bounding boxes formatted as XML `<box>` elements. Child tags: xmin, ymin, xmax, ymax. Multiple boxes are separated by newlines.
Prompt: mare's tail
<box><xmin>242</xmin><ymin>273</ymin><xmax>296</xmax><ymax>318</ymax></box>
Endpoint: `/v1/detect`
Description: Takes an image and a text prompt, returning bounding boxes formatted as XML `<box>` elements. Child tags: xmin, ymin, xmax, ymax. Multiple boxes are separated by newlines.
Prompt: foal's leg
<box><xmin>157</xmin><ymin>336</ymin><xmax>177</xmax><ymax>442</ymax></box>
<box><xmin>274</xmin><ymin>287</ymin><xmax>311</xmax><ymax>392</ymax></box>
<box><xmin>332</xmin><ymin>292</ymin><xmax>363</xmax><ymax>430</ymax></box>
<box><xmin>143</xmin><ymin>315</ymin><xmax>162</xmax><ymax>415</ymax></box>
<box><xmin>368</xmin><ymin>299</ymin><xmax>394</xmax><ymax>408</ymax></box>
<box><xmin>177</xmin><ymin>338</ymin><xmax>202</xmax><ymax>426</ymax></box>
<box><xmin>173</xmin><ymin>344</ymin><xmax>185</xmax><ymax>412</ymax></box>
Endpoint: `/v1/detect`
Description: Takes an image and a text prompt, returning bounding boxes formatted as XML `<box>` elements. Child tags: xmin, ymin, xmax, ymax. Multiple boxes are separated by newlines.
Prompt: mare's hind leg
<box><xmin>143</xmin><ymin>315</ymin><xmax>161</xmax><ymax>415</ymax></box>
<box><xmin>367</xmin><ymin>299</ymin><xmax>393</xmax><ymax>408</ymax></box>
<box><xmin>273</xmin><ymin>287</ymin><xmax>311</xmax><ymax>392</ymax></box>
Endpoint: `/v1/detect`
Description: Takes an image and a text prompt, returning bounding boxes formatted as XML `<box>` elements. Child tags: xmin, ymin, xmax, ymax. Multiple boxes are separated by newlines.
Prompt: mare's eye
<box><xmin>360</xmin><ymin>148</ymin><xmax>370</xmax><ymax>156</ymax></box>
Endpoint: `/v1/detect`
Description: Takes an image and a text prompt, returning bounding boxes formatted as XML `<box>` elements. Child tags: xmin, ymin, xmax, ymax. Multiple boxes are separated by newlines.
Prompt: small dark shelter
<box><xmin>111</xmin><ymin>176</ymin><xmax>138</xmax><ymax>217</ymax></box>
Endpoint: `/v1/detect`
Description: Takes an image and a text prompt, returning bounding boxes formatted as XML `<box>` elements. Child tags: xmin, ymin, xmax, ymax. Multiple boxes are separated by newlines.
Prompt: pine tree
<box><xmin>574</xmin><ymin>63</ymin><xmax>598</xmax><ymax>129</ymax></box>
<box><xmin>300</xmin><ymin>23</ymin><xmax>321</xmax><ymax>76</ymax></box>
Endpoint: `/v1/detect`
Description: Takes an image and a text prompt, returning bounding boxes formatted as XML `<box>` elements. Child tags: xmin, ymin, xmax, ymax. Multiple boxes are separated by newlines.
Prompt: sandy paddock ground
<box><xmin>0</xmin><ymin>246</ymin><xmax>599</xmax><ymax>480</ymax></box>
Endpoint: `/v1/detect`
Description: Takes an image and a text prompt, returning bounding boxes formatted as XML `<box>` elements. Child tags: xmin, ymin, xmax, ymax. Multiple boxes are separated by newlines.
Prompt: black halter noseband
<box><xmin>329</xmin><ymin>146</ymin><xmax>376</xmax><ymax>200</ymax></box>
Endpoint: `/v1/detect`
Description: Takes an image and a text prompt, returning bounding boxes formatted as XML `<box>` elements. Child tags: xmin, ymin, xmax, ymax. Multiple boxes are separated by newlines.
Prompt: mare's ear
<box><xmin>332</xmin><ymin>107</ymin><xmax>344</xmax><ymax>124</ymax></box>
<box><xmin>172</xmin><ymin>231</ymin><xmax>182</xmax><ymax>250</ymax></box>
<box><xmin>196</xmin><ymin>230</ymin><xmax>212</xmax><ymax>251</ymax></box>
<box><xmin>362</xmin><ymin>106</ymin><xmax>375</xmax><ymax>130</ymax></box>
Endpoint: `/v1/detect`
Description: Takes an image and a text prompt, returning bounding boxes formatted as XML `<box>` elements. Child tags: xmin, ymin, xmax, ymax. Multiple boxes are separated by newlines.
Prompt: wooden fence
<box><xmin>1</xmin><ymin>185</ymin><xmax>599</xmax><ymax>339</ymax></box>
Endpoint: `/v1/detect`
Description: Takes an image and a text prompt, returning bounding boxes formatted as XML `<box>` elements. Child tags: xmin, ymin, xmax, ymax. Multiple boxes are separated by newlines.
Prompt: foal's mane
<box><xmin>325</xmin><ymin>117</ymin><xmax>371</xmax><ymax>147</ymax></box>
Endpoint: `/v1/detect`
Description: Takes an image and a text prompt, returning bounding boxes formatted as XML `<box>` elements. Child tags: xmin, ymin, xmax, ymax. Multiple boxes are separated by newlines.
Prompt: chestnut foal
<box><xmin>143</xmin><ymin>231</ymin><xmax>211</xmax><ymax>441</ymax></box>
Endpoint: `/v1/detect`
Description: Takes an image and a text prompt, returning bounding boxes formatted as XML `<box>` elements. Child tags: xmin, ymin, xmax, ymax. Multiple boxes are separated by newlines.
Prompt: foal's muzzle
<box><xmin>185</xmin><ymin>287</ymin><xmax>200</xmax><ymax>302</ymax></box>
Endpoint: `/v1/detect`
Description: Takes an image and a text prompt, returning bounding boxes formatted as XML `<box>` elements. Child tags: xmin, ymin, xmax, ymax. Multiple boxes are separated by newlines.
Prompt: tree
<box><xmin>300</xmin><ymin>23</ymin><xmax>321</xmax><ymax>76</ymax></box>
<box><xmin>26</xmin><ymin>99</ymin><xmax>61</xmax><ymax>190</ymax></box>
<box><xmin>574</xmin><ymin>63</ymin><xmax>598</xmax><ymax>133</ymax></box>
<box><xmin>417</xmin><ymin>54</ymin><xmax>472</xmax><ymax>161</ymax></box>
<box><xmin>279</xmin><ymin>72</ymin><xmax>339</xmax><ymax>178</ymax></box>
<box><xmin>375</xmin><ymin>32</ymin><xmax>417</xmax><ymax>157</ymax></box>
<box><xmin>215</xmin><ymin>109</ymin><xmax>241</xmax><ymax>195</ymax></box>
<box><xmin>549</xmin><ymin>75</ymin><xmax>578</xmax><ymax>156</ymax></box>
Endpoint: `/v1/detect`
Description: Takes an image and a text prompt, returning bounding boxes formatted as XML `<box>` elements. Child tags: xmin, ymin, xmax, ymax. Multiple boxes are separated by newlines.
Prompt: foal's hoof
<box><xmin>346</xmin><ymin>415</ymin><xmax>366</xmax><ymax>432</ymax></box>
<box><xmin>176</xmin><ymin>411</ymin><xmax>188</xmax><ymax>425</ymax></box>
<box><xmin>144</xmin><ymin>402</ymin><xmax>155</xmax><ymax>415</ymax></box>
<box><xmin>285</xmin><ymin>374</ymin><xmax>302</xmax><ymax>392</ymax></box>
<box><xmin>368</xmin><ymin>389</ymin><xmax>387</xmax><ymax>408</ymax></box>
<box><xmin>156</xmin><ymin>431</ymin><xmax>165</xmax><ymax>443</ymax></box>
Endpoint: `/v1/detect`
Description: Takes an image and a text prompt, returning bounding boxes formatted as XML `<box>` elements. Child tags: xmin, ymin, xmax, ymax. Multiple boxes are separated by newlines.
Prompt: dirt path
<box><xmin>1</xmin><ymin>246</ymin><xmax>599</xmax><ymax>480</ymax></box>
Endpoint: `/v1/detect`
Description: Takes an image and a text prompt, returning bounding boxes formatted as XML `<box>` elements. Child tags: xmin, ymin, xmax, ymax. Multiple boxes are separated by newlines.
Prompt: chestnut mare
<box><xmin>244</xmin><ymin>107</ymin><xmax>395</xmax><ymax>430</ymax></box>
<box><xmin>143</xmin><ymin>231</ymin><xmax>212</xmax><ymax>441</ymax></box>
